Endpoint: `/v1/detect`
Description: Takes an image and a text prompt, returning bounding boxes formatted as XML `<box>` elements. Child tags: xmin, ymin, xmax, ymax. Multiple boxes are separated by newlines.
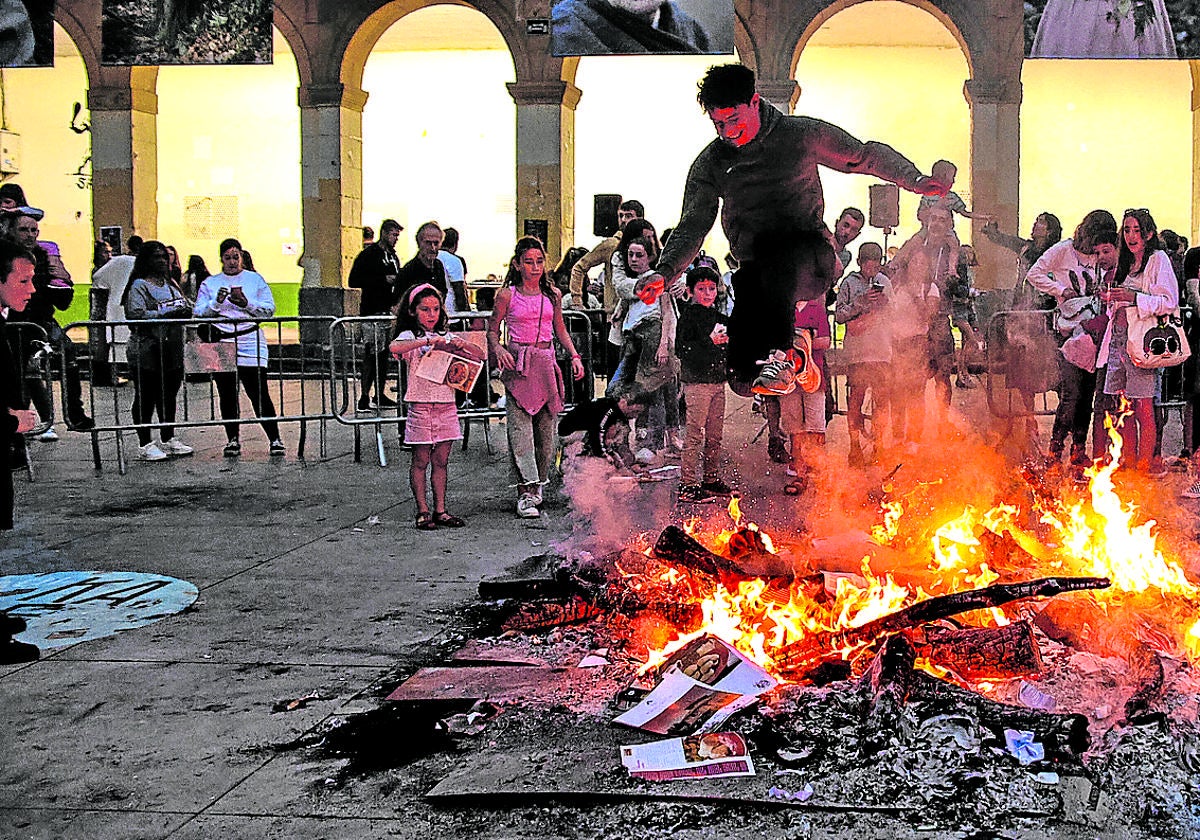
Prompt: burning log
<box><xmin>915</xmin><ymin>621</ymin><xmax>1043</xmax><ymax>680</ymax></box>
<box><xmin>859</xmin><ymin>634</ymin><xmax>917</xmax><ymax>757</ymax></box>
<box><xmin>776</xmin><ymin>575</ymin><xmax>1111</xmax><ymax>677</ymax></box>
<box><xmin>652</xmin><ymin>524</ymin><xmax>756</xmax><ymax>578</ymax></box>
<box><xmin>500</xmin><ymin>595</ymin><xmax>602</xmax><ymax>632</ymax></box>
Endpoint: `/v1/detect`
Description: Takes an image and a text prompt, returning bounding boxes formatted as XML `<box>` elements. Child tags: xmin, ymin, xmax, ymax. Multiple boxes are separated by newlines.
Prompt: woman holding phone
<box><xmin>194</xmin><ymin>238</ymin><xmax>284</xmax><ymax>458</ymax></box>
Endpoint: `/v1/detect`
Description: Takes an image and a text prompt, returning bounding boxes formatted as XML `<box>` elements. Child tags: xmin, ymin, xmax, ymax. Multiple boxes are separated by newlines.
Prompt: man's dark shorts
<box><xmin>726</xmin><ymin>229</ymin><xmax>836</xmax><ymax>394</ymax></box>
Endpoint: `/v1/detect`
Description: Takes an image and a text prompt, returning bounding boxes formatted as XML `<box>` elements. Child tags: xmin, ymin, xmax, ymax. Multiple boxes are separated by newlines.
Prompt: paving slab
<box><xmin>0</xmin><ymin>660</ymin><xmax>365</xmax><ymax>813</ymax></box>
<box><xmin>0</xmin><ymin>808</ymin><xmax>189</xmax><ymax>839</ymax></box>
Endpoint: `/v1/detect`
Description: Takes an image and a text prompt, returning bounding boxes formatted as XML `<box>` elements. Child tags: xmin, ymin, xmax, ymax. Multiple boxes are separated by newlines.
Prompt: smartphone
<box><xmin>871</xmin><ymin>280</ymin><xmax>885</xmax><ymax>291</ymax></box>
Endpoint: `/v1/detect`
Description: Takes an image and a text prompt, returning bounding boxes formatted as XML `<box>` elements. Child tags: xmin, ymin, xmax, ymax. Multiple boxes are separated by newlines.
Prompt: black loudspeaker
<box><xmin>593</xmin><ymin>194</ymin><xmax>622</xmax><ymax>237</ymax></box>
<box><xmin>868</xmin><ymin>183</ymin><xmax>900</xmax><ymax>228</ymax></box>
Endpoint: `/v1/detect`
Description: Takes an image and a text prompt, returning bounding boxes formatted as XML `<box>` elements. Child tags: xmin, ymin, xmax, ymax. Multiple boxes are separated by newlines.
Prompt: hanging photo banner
<box><xmin>101</xmin><ymin>0</ymin><xmax>274</xmax><ymax>66</ymax></box>
<box><xmin>0</xmin><ymin>571</ymin><xmax>199</xmax><ymax>650</ymax></box>
<box><xmin>0</xmin><ymin>0</ymin><xmax>54</xmax><ymax>68</ymax></box>
<box><xmin>1025</xmin><ymin>0</ymin><xmax>1200</xmax><ymax>58</ymax></box>
<box><xmin>551</xmin><ymin>0</ymin><xmax>734</xmax><ymax>56</ymax></box>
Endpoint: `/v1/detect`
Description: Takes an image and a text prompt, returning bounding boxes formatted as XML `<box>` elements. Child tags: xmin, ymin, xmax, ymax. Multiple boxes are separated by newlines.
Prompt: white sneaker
<box><xmin>531</xmin><ymin>484</ymin><xmax>544</xmax><ymax>506</ymax></box>
<box><xmin>160</xmin><ymin>438</ymin><xmax>194</xmax><ymax>457</ymax></box>
<box><xmin>495</xmin><ymin>395</ymin><xmax>506</xmax><ymax>410</ymax></box>
<box><xmin>34</xmin><ymin>427</ymin><xmax>58</xmax><ymax>442</ymax></box>
<box><xmin>138</xmin><ymin>442</ymin><xmax>168</xmax><ymax>462</ymax></box>
<box><xmin>516</xmin><ymin>493</ymin><xmax>541</xmax><ymax>518</ymax></box>
<box><xmin>635</xmin><ymin>447</ymin><xmax>657</xmax><ymax>466</ymax></box>
<box><xmin>1182</xmin><ymin>478</ymin><xmax>1200</xmax><ymax>500</ymax></box>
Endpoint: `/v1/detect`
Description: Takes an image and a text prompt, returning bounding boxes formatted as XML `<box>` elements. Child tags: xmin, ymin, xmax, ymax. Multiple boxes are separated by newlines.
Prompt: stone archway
<box><xmin>776</xmin><ymin>0</ymin><xmax>1022</xmax><ymax>288</ymax></box>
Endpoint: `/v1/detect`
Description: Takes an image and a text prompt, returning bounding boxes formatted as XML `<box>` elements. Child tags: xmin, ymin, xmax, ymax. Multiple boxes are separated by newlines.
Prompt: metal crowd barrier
<box><xmin>328</xmin><ymin>310</ymin><xmax>595</xmax><ymax>466</ymax></box>
<box><xmin>983</xmin><ymin>305</ymin><xmax>1197</xmax><ymax>433</ymax></box>
<box><xmin>7</xmin><ymin>321</ymin><xmax>53</xmax><ymax>482</ymax></box>
<box><xmin>62</xmin><ymin>316</ymin><xmax>336</xmax><ymax>474</ymax></box>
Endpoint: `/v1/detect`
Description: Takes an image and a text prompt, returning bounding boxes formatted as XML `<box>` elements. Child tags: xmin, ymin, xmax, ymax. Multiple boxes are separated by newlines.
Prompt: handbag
<box><xmin>183</xmin><ymin>337</ymin><xmax>236</xmax><ymax>374</ymax></box>
<box><xmin>1060</xmin><ymin>330</ymin><xmax>1098</xmax><ymax>372</ymax></box>
<box><xmin>1126</xmin><ymin>309</ymin><xmax>1191</xmax><ymax>369</ymax></box>
<box><xmin>1053</xmin><ymin>295</ymin><xmax>1101</xmax><ymax>337</ymax></box>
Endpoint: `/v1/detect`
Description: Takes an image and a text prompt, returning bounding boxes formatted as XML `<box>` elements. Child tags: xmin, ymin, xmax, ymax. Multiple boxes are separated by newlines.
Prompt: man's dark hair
<box><xmin>1074</xmin><ymin>210</ymin><xmax>1116</xmax><ymax>252</ymax></box>
<box><xmin>362</xmin><ymin>225</ymin><xmax>374</xmax><ymax>240</ymax></box>
<box><xmin>0</xmin><ymin>239</ymin><xmax>33</xmax><ymax>283</ymax></box>
<box><xmin>380</xmin><ymin>219</ymin><xmax>402</xmax><ymax>235</ymax></box>
<box><xmin>1161</xmin><ymin>229</ymin><xmax>1181</xmax><ymax>252</ymax></box>
<box><xmin>618</xmin><ymin>199</ymin><xmax>644</xmax><ymax>217</ymax></box>
<box><xmin>1093</xmin><ymin>229</ymin><xmax>1119</xmax><ymax>248</ymax></box>
<box><xmin>697</xmin><ymin>64</ymin><xmax>756</xmax><ymax>111</ymax></box>
<box><xmin>126</xmin><ymin>235</ymin><xmax>143</xmax><ymax>255</ymax></box>
<box><xmin>442</xmin><ymin>227</ymin><xmax>459</xmax><ymax>250</ymax></box>
<box><xmin>841</xmin><ymin>207</ymin><xmax>866</xmax><ymax>225</ymax></box>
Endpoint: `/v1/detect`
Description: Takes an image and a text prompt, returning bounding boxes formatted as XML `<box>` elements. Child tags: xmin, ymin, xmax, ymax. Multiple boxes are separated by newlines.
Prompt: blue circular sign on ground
<box><xmin>0</xmin><ymin>571</ymin><xmax>198</xmax><ymax>650</ymax></box>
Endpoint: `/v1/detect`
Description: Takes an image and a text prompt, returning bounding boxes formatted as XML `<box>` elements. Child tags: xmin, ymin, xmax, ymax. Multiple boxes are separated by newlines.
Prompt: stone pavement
<box><xmin>0</xmin><ymin>401</ymin><xmax>572</xmax><ymax>838</ymax></box>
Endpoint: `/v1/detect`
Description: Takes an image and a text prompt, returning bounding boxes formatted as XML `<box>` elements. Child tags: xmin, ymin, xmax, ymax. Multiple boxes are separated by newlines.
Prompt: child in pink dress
<box><xmin>390</xmin><ymin>284</ymin><xmax>483</xmax><ymax>530</ymax></box>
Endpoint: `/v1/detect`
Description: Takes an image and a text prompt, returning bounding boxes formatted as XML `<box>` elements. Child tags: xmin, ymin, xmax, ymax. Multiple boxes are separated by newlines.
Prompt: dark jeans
<box><xmin>131</xmin><ymin>364</ymin><xmax>184</xmax><ymax>446</ymax></box>
<box><xmin>213</xmin><ymin>366</ymin><xmax>280</xmax><ymax>441</ymax></box>
<box><xmin>359</xmin><ymin>345</ymin><xmax>390</xmax><ymax>403</ymax></box>
<box><xmin>728</xmin><ymin>230</ymin><xmax>836</xmax><ymax>392</ymax></box>
<box><xmin>1051</xmin><ymin>355</ymin><xmax>1097</xmax><ymax>461</ymax></box>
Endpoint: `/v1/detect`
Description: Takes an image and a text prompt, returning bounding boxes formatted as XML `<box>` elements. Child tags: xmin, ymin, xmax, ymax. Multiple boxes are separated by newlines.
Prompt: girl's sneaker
<box><xmin>138</xmin><ymin>442</ymin><xmax>168</xmax><ymax>462</ymax></box>
<box><xmin>160</xmin><ymin>438</ymin><xmax>194</xmax><ymax>457</ymax></box>
<box><xmin>1182</xmin><ymin>478</ymin><xmax>1200</xmax><ymax>500</ymax></box>
<box><xmin>517</xmin><ymin>493</ymin><xmax>541</xmax><ymax>518</ymax></box>
<box><xmin>269</xmin><ymin>439</ymin><xmax>286</xmax><ymax>457</ymax></box>
<box><xmin>223</xmin><ymin>439</ymin><xmax>241</xmax><ymax>458</ymax></box>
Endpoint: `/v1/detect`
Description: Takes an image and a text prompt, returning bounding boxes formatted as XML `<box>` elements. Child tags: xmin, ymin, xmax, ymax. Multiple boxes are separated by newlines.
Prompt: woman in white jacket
<box><xmin>1095</xmin><ymin>209</ymin><xmax>1178</xmax><ymax>472</ymax></box>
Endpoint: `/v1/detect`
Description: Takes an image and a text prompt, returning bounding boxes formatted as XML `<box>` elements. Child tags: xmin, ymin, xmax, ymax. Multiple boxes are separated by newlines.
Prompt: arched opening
<box><xmin>1020</xmin><ymin>59</ymin><xmax>1192</xmax><ymax>242</ymax></box>
<box><xmin>796</xmin><ymin>1</ymin><xmax>971</xmax><ymax>247</ymax></box>
<box><xmin>155</xmin><ymin>28</ymin><xmax>303</xmax><ymax>312</ymax></box>
<box><xmin>572</xmin><ymin>54</ymin><xmax>730</xmax><ymax>252</ymax></box>
<box><xmin>360</xmin><ymin>6</ymin><xmax>516</xmax><ymax>277</ymax></box>
<box><xmin>0</xmin><ymin>22</ymin><xmax>92</xmax><ymax>316</ymax></box>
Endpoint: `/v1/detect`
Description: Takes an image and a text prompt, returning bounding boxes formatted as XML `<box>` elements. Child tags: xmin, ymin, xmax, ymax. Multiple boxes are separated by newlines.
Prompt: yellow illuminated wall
<box><xmin>796</xmin><ymin>2</ymin><xmax>970</xmax><ymax>249</ymax></box>
<box><xmin>361</xmin><ymin>7</ymin><xmax>516</xmax><ymax>279</ymax></box>
<box><xmin>0</xmin><ymin>23</ymin><xmax>91</xmax><ymax>289</ymax></box>
<box><xmin>156</xmin><ymin>28</ymin><xmax>302</xmax><ymax>294</ymax></box>
<box><xmin>573</xmin><ymin>55</ymin><xmax>730</xmax><ymax>255</ymax></box>
<box><xmin>1020</xmin><ymin>60</ymin><xmax>1191</xmax><ymax>245</ymax></box>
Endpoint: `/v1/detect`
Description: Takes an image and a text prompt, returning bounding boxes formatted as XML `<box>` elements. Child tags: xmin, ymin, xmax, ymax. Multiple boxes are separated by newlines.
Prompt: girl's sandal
<box><xmin>415</xmin><ymin>512</ymin><xmax>438</xmax><ymax>531</ymax></box>
<box><xmin>783</xmin><ymin>480</ymin><xmax>805</xmax><ymax>496</ymax></box>
<box><xmin>433</xmin><ymin>511</ymin><xmax>466</xmax><ymax>528</ymax></box>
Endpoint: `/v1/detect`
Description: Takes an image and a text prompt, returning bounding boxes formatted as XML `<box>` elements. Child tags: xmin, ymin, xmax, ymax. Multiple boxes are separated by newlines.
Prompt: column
<box><xmin>297</xmin><ymin>82</ymin><xmax>368</xmax><ymax>289</ymax></box>
<box><xmin>965</xmin><ymin>74</ymin><xmax>1022</xmax><ymax>291</ymax></box>
<box><xmin>757</xmin><ymin>78</ymin><xmax>800</xmax><ymax>114</ymax></box>
<box><xmin>88</xmin><ymin>69</ymin><xmax>159</xmax><ymax>240</ymax></box>
<box><xmin>507</xmin><ymin>80</ymin><xmax>581</xmax><ymax>265</ymax></box>
<box><xmin>1190</xmin><ymin>60</ymin><xmax>1200</xmax><ymax>241</ymax></box>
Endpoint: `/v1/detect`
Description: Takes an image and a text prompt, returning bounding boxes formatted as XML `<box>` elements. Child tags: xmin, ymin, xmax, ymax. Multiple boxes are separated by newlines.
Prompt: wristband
<box><xmin>570</xmin><ymin>353</ymin><xmax>581</xmax><ymax>360</ymax></box>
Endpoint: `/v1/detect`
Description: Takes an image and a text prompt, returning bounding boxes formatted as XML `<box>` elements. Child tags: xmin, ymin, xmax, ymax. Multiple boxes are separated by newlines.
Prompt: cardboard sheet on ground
<box><xmin>387</xmin><ymin>665</ymin><xmax>621</xmax><ymax>708</ymax></box>
<box><xmin>0</xmin><ymin>571</ymin><xmax>198</xmax><ymax>649</ymax></box>
<box><xmin>614</xmin><ymin>636</ymin><xmax>777</xmax><ymax>736</ymax></box>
